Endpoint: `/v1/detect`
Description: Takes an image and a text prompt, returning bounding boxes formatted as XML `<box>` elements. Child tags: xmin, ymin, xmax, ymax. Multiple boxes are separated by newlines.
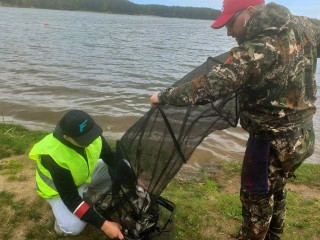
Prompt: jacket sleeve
<box><xmin>158</xmin><ymin>43</ymin><xmax>275</xmax><ymax>106</ymax></box>
<box><xmin>41</xmin><ymin>155</ymin><xmax>106</xmax><ymax>229</ymax></box>
<box><xmin>158</xmin><ymin>62</ymin><xmax>243</xmax><ymax>106</ymax></box>
<box><xmin>308</xmin><ymin>17</ymin><xmax>320</xmax><ymax>57</ymax></box>
<box><xmin>99</xmin><ymin>136</ymin><xmax>116</xmax><ymax>167</ymax></box>
<box><xmin>100</xmin><ymin>137</ymin><xmax>136</xmax><ymax>190</ymax></box>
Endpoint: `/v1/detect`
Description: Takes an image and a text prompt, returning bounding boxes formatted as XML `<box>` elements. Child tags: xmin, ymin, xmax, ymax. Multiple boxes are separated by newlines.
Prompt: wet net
<box><xmin>94</xmin><ymin>51</ymin><xmax>239</xmax><ymax>239</ymax></box>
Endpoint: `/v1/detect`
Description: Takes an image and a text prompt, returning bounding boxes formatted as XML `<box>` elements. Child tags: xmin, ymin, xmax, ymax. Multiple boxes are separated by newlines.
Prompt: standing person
<box><xmin>150</xmin><ymin>0</ymin><xmax>319</xmax><ymax>239</ymax></box>
<box><xmin>29</xmin><ymin>110</ymin><xmax>126</xmax><ymax>239</ymax></box>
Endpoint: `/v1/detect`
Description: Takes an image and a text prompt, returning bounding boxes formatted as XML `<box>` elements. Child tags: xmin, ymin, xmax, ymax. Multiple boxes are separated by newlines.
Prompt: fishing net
<box><xmin>94</xmin><ymin>51</ymin><xmax>239</xmax><ymax>239</ymax></box>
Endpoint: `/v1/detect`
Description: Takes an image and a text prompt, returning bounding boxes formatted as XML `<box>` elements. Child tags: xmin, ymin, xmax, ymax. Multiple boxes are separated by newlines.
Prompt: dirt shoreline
<box><xmin>1</xmin><ymin>154</ymin><xmax>320</xmax><ymax>239</ymax></box>
<box><xmin>2</xmin><ymin>154</ymin><xmax>320</xmax><ymax>205</ymax></box>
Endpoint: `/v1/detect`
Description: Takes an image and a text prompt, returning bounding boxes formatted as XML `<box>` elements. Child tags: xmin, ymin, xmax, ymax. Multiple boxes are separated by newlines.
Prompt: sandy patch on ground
<box><xmin>1</xmin><ymin>154</ymin><xmax>319</xmax><ymax>240</ymax></box>
<box><xmin>0</xmin><ymin>155</ymin><xmax>45</xmax><ymax>239</ymax></box>
<box><xmin>0</xmin><ymin>154</ymin><xmax>38</xmax><ymax>202</ymax></box>
<box><xmin>2</xmin><ymin>155</ymin><xmax>320</xmax><ymax>203</ymax></box>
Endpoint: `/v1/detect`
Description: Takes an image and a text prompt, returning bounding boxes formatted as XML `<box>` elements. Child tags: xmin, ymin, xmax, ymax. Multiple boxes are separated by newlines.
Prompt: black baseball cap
<box><xmin>59</xmin><ymin>110</ymin><xmax>102</xmax><ymax>146</ymax></box>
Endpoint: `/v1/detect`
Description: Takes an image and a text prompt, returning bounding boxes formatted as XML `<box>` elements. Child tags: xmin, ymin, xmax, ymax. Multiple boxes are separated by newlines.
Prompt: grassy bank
<box><xmin>0</xmin><ymin>123</ymin><xmax>319</xmax><ymax>239</ymax></box>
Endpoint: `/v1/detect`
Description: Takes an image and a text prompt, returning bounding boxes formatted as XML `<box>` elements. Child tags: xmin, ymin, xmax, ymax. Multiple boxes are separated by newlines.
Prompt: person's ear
<box><xmin>246</xmin><ymin>6</ymin><xmax>257</xmax><ymax>16</ymax></box>
<box><xmin>242</xmin><ymin>6</ymin><xmax>257</xmax><ymax>27</ymax></box>
<box><xmin>63</xmin><ymin>135</ymin><xmax>70</xmax><ymax>141</ymax></box>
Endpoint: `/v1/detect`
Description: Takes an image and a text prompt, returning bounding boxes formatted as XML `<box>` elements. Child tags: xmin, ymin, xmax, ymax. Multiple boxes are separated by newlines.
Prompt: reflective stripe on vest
<box><xmin>29</xmin><ymin>133</ymin><xmax>102</xmax><ymax>198</ymax></box>
<box><xmin>36</xmin><ymin>165</ymin><xmax>56</xmax><ymax>191</ymax></box>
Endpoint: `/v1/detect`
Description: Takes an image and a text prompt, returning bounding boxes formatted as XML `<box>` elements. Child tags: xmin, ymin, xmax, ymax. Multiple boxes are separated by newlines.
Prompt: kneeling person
<box><xmin>29</xmin><ymin>110</ymin><xmax>124</xmax><ymax>239</ymax></box>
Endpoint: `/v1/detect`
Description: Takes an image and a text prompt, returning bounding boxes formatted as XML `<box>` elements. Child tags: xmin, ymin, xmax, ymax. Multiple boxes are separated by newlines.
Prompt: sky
<box><xmin>129</xmin><ymin>0</ymin><xmax>320</xmax><ymax>19</ymax></box>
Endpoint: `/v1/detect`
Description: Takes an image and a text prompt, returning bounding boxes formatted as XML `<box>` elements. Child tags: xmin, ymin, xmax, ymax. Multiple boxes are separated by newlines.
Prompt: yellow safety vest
<box><xmin>29</xmin><ymin>133</ymin><xmax>102</xmax><ymax>198</ymax></box>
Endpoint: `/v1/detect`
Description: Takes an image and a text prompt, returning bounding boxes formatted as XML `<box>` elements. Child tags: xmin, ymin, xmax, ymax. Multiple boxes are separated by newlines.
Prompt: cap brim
<box><xmin>211</xmin><ymin>13</ymin><xmax>234</xmax><ymax>29</ymax></box>
<box><xmin>73</xmin><ymin>123</ymin><xmax>103</xmax><ymax>146</ymax></box>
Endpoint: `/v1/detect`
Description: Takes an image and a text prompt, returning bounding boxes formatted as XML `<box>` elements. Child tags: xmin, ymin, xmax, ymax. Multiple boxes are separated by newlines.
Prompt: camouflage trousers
<box><xmin>237</xmin><ymin>128</ymin><xmax>314</xmax><ymax>240</ymax></box>
<box><xmin>237</xmin><ymin>168</ymin><xmax>287</xmax><ymax>240</ymax></box>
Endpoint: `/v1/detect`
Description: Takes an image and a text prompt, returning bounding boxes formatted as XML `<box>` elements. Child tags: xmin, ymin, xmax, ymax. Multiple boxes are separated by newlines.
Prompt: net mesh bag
<box><xmin>94</xmin><ymin>51</ymin><xmax>239</xmax><ymax>239</ymax></box>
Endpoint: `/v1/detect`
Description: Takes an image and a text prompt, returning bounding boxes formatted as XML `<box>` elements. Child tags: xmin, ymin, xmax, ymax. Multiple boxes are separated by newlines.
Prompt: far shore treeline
<box><xmin>0</xmin><ymin>0</ymin><xmax>221</xmax><ymax>20</ymax></box>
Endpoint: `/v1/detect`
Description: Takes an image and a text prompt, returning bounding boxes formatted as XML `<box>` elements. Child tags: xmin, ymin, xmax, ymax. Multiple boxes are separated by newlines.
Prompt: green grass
<box><xmin>0</xmin><ymin>123</ymin><xmax>319</xmax><ymax>239</ymax></box>
<box><xmin>161</xmin><ymin>169</ymin><xmax>320</xmax><ymax>240</ymax></box>
<box><xmin>162</xmin><ymin>179</ymin><xmax>241</xmax><ymax>239</ymax></box>
<box><xmin>291</xmin><ymin>163</ymin><xmax>320</xmax><ymax>187</ymax></box>
<box><xmin>0</xmin><ymin>123</ymin><xmax>48</xmax><ymax>159</ymax></box>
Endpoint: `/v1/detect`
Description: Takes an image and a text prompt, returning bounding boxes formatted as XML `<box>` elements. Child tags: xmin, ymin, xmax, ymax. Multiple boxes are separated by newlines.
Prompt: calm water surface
<box><xmin>1</xmin><ymin>7</ymin><xmax>319</xmax><ymax>164</ymax></box>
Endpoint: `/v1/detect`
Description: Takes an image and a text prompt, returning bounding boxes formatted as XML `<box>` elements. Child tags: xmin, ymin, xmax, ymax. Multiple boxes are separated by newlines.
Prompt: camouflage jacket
<box><xmin>158</xmin><ymin>3</ymin><xmax>320</xmax><ymax>139</ymax></box>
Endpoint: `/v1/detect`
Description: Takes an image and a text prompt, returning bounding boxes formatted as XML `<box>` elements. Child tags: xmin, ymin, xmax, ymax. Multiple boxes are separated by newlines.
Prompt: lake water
<box><xmin>0</xmin><ymin>7</ymin><xmax>319</xmax><ymax>164</ymax></box>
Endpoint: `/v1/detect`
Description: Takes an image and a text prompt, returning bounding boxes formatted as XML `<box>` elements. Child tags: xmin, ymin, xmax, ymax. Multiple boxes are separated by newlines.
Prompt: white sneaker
<box><xmin>54</xmin><ymin>221</ymin><xmax>69</xmax><ymax>236</ymax></box>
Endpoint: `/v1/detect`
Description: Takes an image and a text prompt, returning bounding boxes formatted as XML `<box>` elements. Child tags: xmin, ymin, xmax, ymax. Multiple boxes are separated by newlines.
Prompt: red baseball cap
<box><xmin>211</xmin><ymin>0</ymin><xmax>265</xmax><ymax>29</ymax></box>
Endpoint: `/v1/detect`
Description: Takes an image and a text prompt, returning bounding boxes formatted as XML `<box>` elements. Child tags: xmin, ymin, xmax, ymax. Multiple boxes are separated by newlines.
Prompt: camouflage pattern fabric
<box><xmin>158</xmin><ymin>3</ymin><xmax>319</xmax><ymax>173</ymax></box>
<box><xmin>238</xmin><ymin>127</ymin><xmax>314</xmax><ymax>239</ymax></box>
<box><xmin>156</xmin><ymin>3</ymin><xmax>319</xmax><ymax>240</ymax></box>
<box><xmin>238</xmin><ymin>182</ymin><xmax>286</xmax><ymax>240</ymax></box>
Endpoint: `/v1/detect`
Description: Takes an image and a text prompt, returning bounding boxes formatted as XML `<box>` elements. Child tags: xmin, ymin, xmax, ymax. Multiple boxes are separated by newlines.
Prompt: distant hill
<box><xmin>0</xmin><ymin>0</ymin><xmax>220</xmax><ymax>20</ymax></box>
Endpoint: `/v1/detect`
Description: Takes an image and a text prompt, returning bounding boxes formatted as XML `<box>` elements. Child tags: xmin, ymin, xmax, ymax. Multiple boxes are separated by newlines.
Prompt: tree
<box><xmin>0</xmin><ymin>0</ymin><xmax>220</xmax><ymax>20</ymax></box>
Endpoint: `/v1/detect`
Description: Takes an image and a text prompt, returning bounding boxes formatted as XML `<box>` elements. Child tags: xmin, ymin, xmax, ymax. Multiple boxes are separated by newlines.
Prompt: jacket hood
<box><xmin>245</xmin><ymin>2</ymin><xmax>293</xmax><ymax>41</ymax></box>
